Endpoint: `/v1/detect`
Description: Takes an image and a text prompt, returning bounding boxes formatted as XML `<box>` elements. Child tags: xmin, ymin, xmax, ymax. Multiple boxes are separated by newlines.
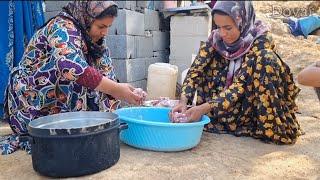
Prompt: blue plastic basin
<box><xmin>114</xmin><ymin>107</ymin><xmax>210</xmax><ymax>152</ymax></box>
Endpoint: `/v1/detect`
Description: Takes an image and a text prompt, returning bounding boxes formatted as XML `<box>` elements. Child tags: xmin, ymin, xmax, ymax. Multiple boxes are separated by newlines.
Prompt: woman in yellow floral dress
<box><xmin>171</xmin><ymin>1</ymin><xmax>303</xmax><ymax>144</ymax></box>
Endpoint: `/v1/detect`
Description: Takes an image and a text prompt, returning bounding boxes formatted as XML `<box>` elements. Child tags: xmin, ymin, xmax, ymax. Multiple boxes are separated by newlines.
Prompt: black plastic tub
<box><xmin>21</xmin><ymin>111</ymin><xmax>127</xmax><ymax>178</ymax></box>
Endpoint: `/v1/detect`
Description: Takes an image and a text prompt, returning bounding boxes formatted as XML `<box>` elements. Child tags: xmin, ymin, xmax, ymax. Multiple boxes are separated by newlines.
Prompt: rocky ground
<box><xmin>0</xmin><ymin>1</ymin><xmax>319</xmax><ymax>180</ymax></box>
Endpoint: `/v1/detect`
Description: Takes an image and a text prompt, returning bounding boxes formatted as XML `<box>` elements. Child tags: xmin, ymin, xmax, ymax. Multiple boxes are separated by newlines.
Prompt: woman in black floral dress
<box><xmin>171</xmin><ymin>1</ymin><xmax>302</xmax><ymax>144</ymax></box>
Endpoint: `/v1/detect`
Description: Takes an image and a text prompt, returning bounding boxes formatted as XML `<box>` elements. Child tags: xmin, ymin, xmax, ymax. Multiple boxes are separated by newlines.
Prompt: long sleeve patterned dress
<box><xmin>182</xmin><ymin>33</ymin><xmax>303</xmax><ymax>144</ymax></box>
<box><xmin>4</xmin><ymin>16</ymin><xmax>119</xmax><ymax>135</ymax></box>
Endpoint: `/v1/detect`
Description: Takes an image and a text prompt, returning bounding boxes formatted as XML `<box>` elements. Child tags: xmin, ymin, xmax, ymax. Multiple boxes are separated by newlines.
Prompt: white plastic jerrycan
<box><xmin>147</xmin><ymin>63</ymin><xmax>178</xmax><ymax>100</ymax></box>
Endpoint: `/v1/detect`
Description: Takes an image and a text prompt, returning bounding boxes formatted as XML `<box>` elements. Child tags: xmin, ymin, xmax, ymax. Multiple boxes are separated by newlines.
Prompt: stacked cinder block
<box><xmin>44</xmin><ymin>1</ymin><xmax>71</xmax><ymax>21</ymax></box>
<box><xmin>106</xmin><ymin>1</ymin><xmax>170</xmax><ymax>91</ymax></box>
<box><xmin>169</xmin><ymin>15</ymin><xmax>212</xmax><ymax>84</ymax></box>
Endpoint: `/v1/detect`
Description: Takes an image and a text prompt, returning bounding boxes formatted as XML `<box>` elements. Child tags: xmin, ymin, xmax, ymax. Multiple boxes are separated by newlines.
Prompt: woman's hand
<box><xmin>95</xmin><ymin>77</ymin><xmax>145</xmax><ymax>105</ymax></box>
<box><xmin>297</xmin><ymin>62</ymin><xmax>320</xmax><ymax>87</ymax></box>
<box><xmin>184</xmin><ymin>105</ymin><xmax>207</xmax><ymax>122</ymax></box>
<box><xmin>133</xmin><ymin>88</ymin><xmax>147</xmax><ymax>105</ymax></box>
<box><xmin>183</xmin><ymin>103</ymin><xmax>211</xmax><ymax>123</ymax></box>
<box><xmin>113</xmin><ymin>83</ymin><xmax>143</xmax><ymax>105</ymax></box>
<box><xmin>169</xmin><ymin>101</ymin><xmax>187</xmax><ymax>121</ymax></box>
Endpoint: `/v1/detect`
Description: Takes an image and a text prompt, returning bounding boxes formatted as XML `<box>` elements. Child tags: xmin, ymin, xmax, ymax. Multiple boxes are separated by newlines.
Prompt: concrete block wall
<box><xmin>108</xmin><ymin>9</ymin><xmax>145</xmax><ymax>36</ymax></box>
<box><xmin>169</xmin><ymin>15</ymin><xmax>212</xmax><ymax>84</ymax></box>
<box><xmin>112</xmin><ymin>58</ymin><xmax>146</xmax><ymax>82</ymax></box>
<box><xmin>170</xmin><ymin>16</ymin><xmax>212</xmax><ymax>36</ymax></box>
<box><xmin>117</xmin><ymin>1</ymin><xmax>136</xmax><ymax>10</ymax></box>
<box><xmin>170</xmin><ymin>35</ymin><xmax>208</xmax><ymax>60</ymax></box>
<box><xmin>105</xmin><ymin>35</ymin><xmax>135</xmax><ymax>59</ymax></box>
<box><xmin>135</xmin><ymin>1</ymin><xmax>148</xmax><ymax>12</ymax></box>
<box><xmin>153</xmin><ymin>50</ymin><xmax>170</xmax><ymax>61</ymax></box>
<box><xmin>44</xmin><ymin>1</ymin><xmax>71</xmax><ymax>21</ymax></box>
<box><xmin>136</xmin><ymin>36</ymin><xmax>153</xmax><ymax>58</ymax></box>
<box><xmin>144</xmin><ymin>9</ymin><xmax>160</xmax><ymax>31</ymax></box>
<box><xmin>105</xmin><ymin>35</ymin><xmax>154</xmax><ymax>59</ymax></box>
<box><xmin>152</xmin><ymin>31</ymin><xmax>170</xmax><ymax>52</ymax></box>
<box><xmin>106</xmin><ymin>1</ymin><xmax>170</xmax><ymax>90</ymax></box>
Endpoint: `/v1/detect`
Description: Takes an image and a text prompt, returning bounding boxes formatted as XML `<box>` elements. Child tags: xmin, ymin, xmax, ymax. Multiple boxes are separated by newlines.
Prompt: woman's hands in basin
<box><xmin>170</xmin><ymin>100</ymin><xmax>187</xmax><ymax>122</ymax></box>
<box><xmin>170</xmin><ymin>102</ymin><xmax>211</xmax><ymax>123</ymax></box>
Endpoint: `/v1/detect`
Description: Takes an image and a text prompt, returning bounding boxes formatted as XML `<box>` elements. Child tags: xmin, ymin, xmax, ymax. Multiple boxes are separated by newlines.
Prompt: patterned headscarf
<box><xmin>60</xmin><ymin>1</ymin><xmax>117</xmax><ymax>62</ymax></box>
<box><xmin>62</xmin><ymin>1</ymin><xmax>117</xmax><ymax>30</ymax></box>
<box><xmin>209</xmin><ymin>1</ymin><xmax>269</xmax><ymax>88</ymax></box>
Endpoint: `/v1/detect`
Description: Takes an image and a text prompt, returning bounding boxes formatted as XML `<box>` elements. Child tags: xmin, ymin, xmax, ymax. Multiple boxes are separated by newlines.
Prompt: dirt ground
<box><xmin>0</xmin><ymin>1</ymin><xmax>319</xmax><ymax>180</ymax></box>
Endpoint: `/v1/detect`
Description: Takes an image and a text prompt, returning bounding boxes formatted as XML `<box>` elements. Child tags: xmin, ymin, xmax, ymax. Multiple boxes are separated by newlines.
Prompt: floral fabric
<box><xmin>182</xmin><ymin>33</ymin><xmax>303</xmax><ymax>144</ymax></box>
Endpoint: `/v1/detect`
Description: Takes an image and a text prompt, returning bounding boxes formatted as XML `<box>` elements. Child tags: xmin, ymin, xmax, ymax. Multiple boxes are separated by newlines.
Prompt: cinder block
<box><xmin>109</xmin><ymin>9</ymin><xmax>145</xmax><ymax>36</ymax></box>
<box><xmin>106</xmin><ymin>35</ymin><xmax>155</xmax><ymax>59</ymax></box>
<box><xmin>136</xmin><ymin>1</ymin><xmax>148</xmax><ymax>9</ymax></box>
<box><xmin>159</xmin><ymin>13</ymin><xmax>170</xmax><ymax>31</ymax></box>
<box><xmin>171</xmin><ymin>16</ymin><xmax>212</xmax><ymax>37</ymax></box>
<box><xmin>135</xmin><ymin>36</ymin><xmax>153</xmax><ymax>58</ymax></box>
<box><xmin>135</xmin><ymin>1</ymin><xmax>148</xmax><ymax>12</ymax></box>
<box><xmin>153</xmin><ymin>1</ymin><xmax>177</xmax><ymax>10</ymax></box>
<box><xmin>152</xmin><ymin>31</ymin><xmax>170</xmax><ymax>51</ymax></box>
<box><xmin>144</xmin><ymin>9</ymin><xmax>160</xmax><ymax>31</ymax></box>
<box><xmin>115</xmin><ymin>1</ymin><xmax>136</xmax><ymax>10</ymax></box>
<box><xmin>129</xmin><ymin>80</ymin><xmax>147</xmax><ymax>91</ymax></box>
<box><xmin>169</xmin><ymin>59</ymin><xmax>192</xmax><ymax>84</ymax></box>
<box><xmin>45</xmin><ymin>1</ymin><xmax>70</xmax><ymax>12</ymax></box>
<box><xmin>169</xmin><ymin>36</ymin><xmax>207</xmax><ymax>60</ymax></box>
<box><xmin>154</xmin><ymin>1</ymin><xmax>164</xmax><ymax>11</ymax></box>
<box><xmin>112</xmin><ymin>58</ymin><xmax>146</xmax><ymax>82</ymax></box>
<box><xmin>105</xmin><ymin>35</ymin><xmax>135</xmax><ymax>59</ymax></box>
<box><xmin>153</xmin><ymin>50</ymin><xmax>169</xmax><ymax>62</ymax></box>
<box><xmin>44</xmin><ymin>11</ymin><xmax>59</xmax><ymax>21</ymax></box>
